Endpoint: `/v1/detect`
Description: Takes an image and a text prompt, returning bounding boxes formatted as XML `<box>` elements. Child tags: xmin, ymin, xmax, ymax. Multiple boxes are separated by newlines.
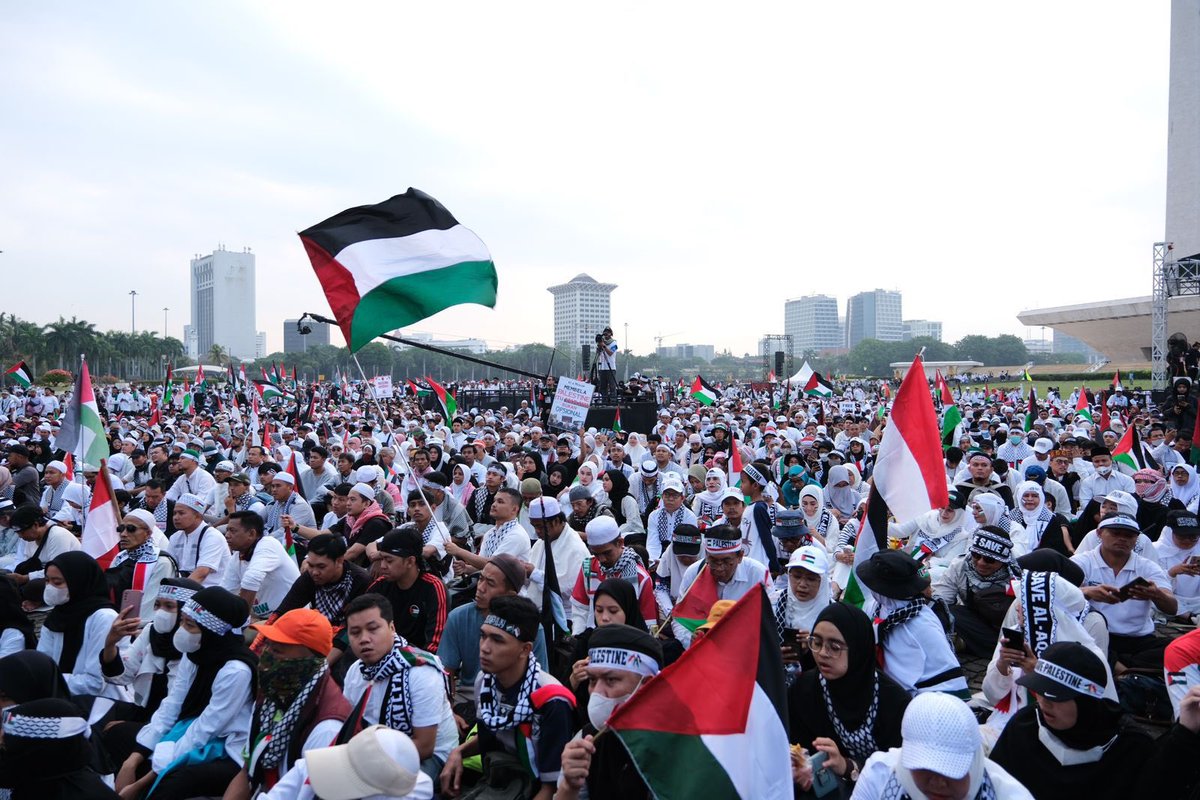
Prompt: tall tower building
<box><xmin>547</xmin><ymin>273</ymin><xmax>617</xmax><ymax>350</ymax></box>
<box><xmin>785</xmin><ymin>295</ymin><xmax>842</xmax><ymax>353</ymax></box>
<box><xmin>845</xmin><ymin>290</ymin><xmax>903</xmax><ymax>347</ymax></box>
<box><xmin>1167</xmin><ymin>0</ymin><xmax>1200</xmax><ymax>257</ymax></box>
<box><xmin>190</xmin><ymin>247</ymin><xmax>257</xmax><ymax>360</ymax></box>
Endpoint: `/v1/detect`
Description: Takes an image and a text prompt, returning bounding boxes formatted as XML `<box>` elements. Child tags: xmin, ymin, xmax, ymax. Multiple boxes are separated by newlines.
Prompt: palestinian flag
<box><xmin>612</xmin><ymin>408</ymin><xmax>623</xmax><ymax>434</ymax></box>
<box><xmin>56</xmin><ymin>358</ymin><xmax>109</xmax><ymax>468</ymax></box>
<box><xmin>195</xmin><ymin>364</ymin><xmax>206</xmax><ymax>388</ymax></box>
<box><xmin>300</xmin><ymin>189</ymin><xmax>498</xmax><ymax>352</ymax></box>
<box><xmin>728</xmin><ymin>435</ymin><xmax>744</xmax><ymax>490</ymax></box>
<box><xmin>254</xmin><ymin>380</ymin><xmax>291</xmax><ymax>403</ymax></box>
<box><xmin>1112</xmin><ymin>369</ymin><xmax>1123</xmax><ymax>392</ymax></box>
<box><xmin>5</xmin><ymin>361</ymin><xmax>31</xmax><ymax>389</ymax></box>
<box><xmin>181</xmin><ymin>383</ymin><xmax>193</xmax><ymax>413</ymax></box>
<box><xmin>766</xmin><ymin>370</ymin><xmax>776</xmax><ymax>383</ymax></box>
<box><xmin>608</xmin><ymin>586</ymin><xmax>791</xmax><ymax>799</ymax></box>
<box><xmin>670</xmin><ymin>564</ymin><xmax>719</xmax><ymax>632</ymax></box>
<box><xmin>62</xmin><ymin>452</ymin><xmax>75</xmax><ymax>481</ymax></box>
<box><xmin>426</xmin><ymin>376</ymin><xmax>457</xmax><ymax>419</ymax></box>
<box><xmin>691</xmin><ymin>375</ymin><xmax>718</xmax><ymax>406</ymax></box>
<box><xmin>1074</xmin><ymin>387</ymin><xmax>1093</xmax><ymax>424</ymax></box>
<box><xmin>803</xmin><ymin>371</ymin><xmax>834</xmax><ymax>398</ymax></box>
<box><xmin>1024</xmin><ymin>384</ymin><xmax>1037</xmax><ymax>432</ymax></box>
<box><xmin>1190</xmin><ymin>407</ymin><xmax>1200</xmax><ymax>466</ymax></box>
<box><xmin>82</xmin><ymin>459</ymin><xmax>121</xmax><ymax>569</ymax></box>
<box><xmin>1113</xmin><ymin>424</ymin><xmax>1156</xmax><ymax>471</ymax></box>
<box><xmin>937</xmin><ymin>379</ymin><xmax>961</xmax><ymax>447</ymax></box>
<box><xmin>406</xmin><ymin>379</ymin><xmax>429</xmax><ymax>398</ymax></box>
<box><xmin>845</xmin><ymin>355</ymin><xmax>948</xmax><ymax>608</ymax></box>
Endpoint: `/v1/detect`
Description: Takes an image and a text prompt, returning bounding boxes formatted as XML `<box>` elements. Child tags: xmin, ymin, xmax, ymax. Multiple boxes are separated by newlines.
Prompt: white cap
<box><xmin>719</xmin><ymin>487</ymin><xmax>744</xmax><ymax>504</ymax></box>
<box><xmin>350</xmin><ymin>482</ymin><xmax>376</xmax><ymax>501</ymax></box>
<box><xmin>272</xmin><ymin>472</ymin><xmax>295</xmax><ymax>487</ymax></box>
<box><xmin>176</xmin><ymin>494</ymin><xmax>207</xmax><ymax>515</ymax></box>
<box><xmin>1033</xmin><ymin>438</ymin><xmax>1054</xmax><ymax>454</ymax></box>
<box><xmin>306</xmin><ymin>725</ymin><xmax>419</xmax><ymax>800</ymax></box>
<box><xmin>586</xmin><ymin>516</ymin><xmax>621</xmax><ymax>547</ymax></box>
<box><xmin>355</xmin><ymin>465</ymin><xmax>383</xmax><ymax>484</ymax></box>
<box><xmin>786</xmin><ymin>545</ymin><xmax>829</xmax><ymax>575</ymax></box>
<box><xmin>1102</xmin><ymin>489</ymin><xmax>1137</xmax><ymax>517</ymax></box>
<box><xmin>899</xmin><ymin>692</ymin><xmax>981</xmax><ymax>780</ymax></box>
<box><xmin>45</xmin><ymin>460</ymin><xmax>67</xmax><ymax>474</ymax></box>
<box><xmin>215</xmin><ymin>460</ymin><xmax>236</xmax><ymax>473</ymax></box>
<box><xmin>661</xmin><ymin>476</ymin><xmax>684</xmax><ymax>495</ymax></box>
<box><xmin>527</xmin><ymin>497</ymin><xmax>562</xmax><ymax>519</ymax></box>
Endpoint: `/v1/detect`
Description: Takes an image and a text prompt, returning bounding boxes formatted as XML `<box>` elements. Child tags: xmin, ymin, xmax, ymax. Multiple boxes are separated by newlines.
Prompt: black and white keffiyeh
<box><xmin>358</xmin><ymin>635</ymin><xmax>428</xmax><ymax>734</ymax></box>
<box><xmin>477</xmin><ymin>652</ymin><xmax>541</xmax><ymax>731</ymax></box>
<box><xmin>152</xmin><ymin>497</ymin><xmax>169</xmax><ymax>528</ymax></box>
<box><xmin>253</xmin><ymin>665</ymin><xmax>325</xmax><ymax>771</ymax></box>
<box><xmin>482</xmin><ymin>520</ymin><xmax>523</xmax><ymax>558</ymax></box>
<box><xmin>598</xmin><ymin>546</ymin><xmax>642</xmax><ymax>583</ymax></box>
<box><xmin>265</xmin><ymin>494</ymin><xmax>296</xmax><ymax>533</ymax></box>
<box><xmin>655</xmin><ymin>506</ymin><xmax>686</xmax><ymax>547</ymax></box>
<box><xmin>113</xmin><ymin>540</ymin><xmax>157</xmax><ymax>567</ymax></box>
<box><xmin>819</xmin><ymin>673</ymin><xmax>879</xmax><ymax>763</ymax></box>
<box><xmin>877</xmin><ymin>599</ymin><xmax>928</xmax><ymax>645</ymax></box>
<box><xmin>881</xmin><ymin>770</ymin><xmax>996</xmax><ymax>800</ymax></box>
<box><xmin>313</xmin><ymin>567</ymin><xmax>356</xmax><ymax>624</ymax></box>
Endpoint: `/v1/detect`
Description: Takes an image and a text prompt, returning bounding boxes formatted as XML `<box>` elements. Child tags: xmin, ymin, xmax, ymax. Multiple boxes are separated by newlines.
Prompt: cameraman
<box><xmin>595</xmin><ymin>327</ymin><xmax>618</xmax><ymax>399</ymax></box>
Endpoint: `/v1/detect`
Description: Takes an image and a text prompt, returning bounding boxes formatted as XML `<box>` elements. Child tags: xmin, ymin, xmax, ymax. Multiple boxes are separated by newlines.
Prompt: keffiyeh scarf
<box><xmin>314</xmin><ymin>567</ymin><xmax>356</xmax><ymax>624</ymax></box>
<box><xmin>359</xmin><ymin>635</ymin><xmax>441</xmax><ymax>734</ymax></box>
<box><xmin>482</xmin><ymin>520</ymin><xmax>523</xmax><ymax>558</ymax></box>
<box><xmin>478</xmin><ymin>653</ymin><xmax>541</xmax><ymax>731</ymax></box>
<box><xmin>881</xmin><ymin>771</ymin><xmax>996</xmax><ymax>800</ymax></box>
<box><xmin>598</xmin><ymin>546</ymin><xmax>643</xmax><ymax>583</ymax></box>
<box><xmin>655</xmin><ymin>506</ymin><xmax>687</xmax><ymax>547</ymax></box>
<box><xmin>876</xmin><ymin>599</ymin><xmax>928</xmax><ymax>645</ymax></box>
<box><xmin>251</xmin><ymin>664</ymin><xmax>326</xmax><ymax>774</ymax></box>
<box><xmin>819</xmin><ymin>672</ymin><xmax>880</xmax><ymax>763</ymax></box>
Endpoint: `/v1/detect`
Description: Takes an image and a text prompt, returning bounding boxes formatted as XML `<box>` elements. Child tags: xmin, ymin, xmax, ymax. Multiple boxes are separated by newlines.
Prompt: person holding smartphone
<box><xmin>1153</xmin><ymin>508</ymin><xmax>1200</xmax><ymax>620</ymax></box>
<box><xmin>774</xmin><ymin>546</ymin><xmax>832</xmax><ymax>687</ymax></box>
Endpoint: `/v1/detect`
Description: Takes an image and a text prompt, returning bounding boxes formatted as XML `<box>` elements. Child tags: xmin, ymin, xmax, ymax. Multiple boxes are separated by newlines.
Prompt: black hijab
<box><xmin>0</xmin><ymin>579</ymin><xmax>35</xmax><ymax>650</ymax></box>
<box><xmin>179</xmin><ymin>587</ymin><xmax>257</xmax><ymax>720</ymax></box>
<box><xmin>605</xmin><ymin>471</ymin><xmax>632</xmax><ymax>525</ymax></box>
<box><xmin>593</xmin><ymin>578</ymin><xmax>646</xmax><ymax>631</ymax></box>
<box><xmin>0</xmin><ymin>698</ymin><xmax>117</xmax><ymax>799</ymax></box>
<box><xmin>42</xmin><ymin>551</ymin><xmax>114</xmax><ymax>672</ymax></box>
<box><xmin>0</xmin><ymin>651</ymin><xmax>71</xmax><ymax>705</ymax></box>
<box><xmin>813</xmin><ymin>603</ymin><xmax>878</xmax><ymax>727</ymax></box>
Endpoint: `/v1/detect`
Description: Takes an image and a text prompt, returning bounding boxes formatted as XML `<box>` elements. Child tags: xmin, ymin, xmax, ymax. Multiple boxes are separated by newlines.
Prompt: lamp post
<box><xmin>129</xmin><ymin>290</ymin><xmax>138</xmax><ymax>334</ymax></box>
<box><xmin>163</xmin><ymin>307</ymin><xmax>169</xmax><ymax>339</ymax></box>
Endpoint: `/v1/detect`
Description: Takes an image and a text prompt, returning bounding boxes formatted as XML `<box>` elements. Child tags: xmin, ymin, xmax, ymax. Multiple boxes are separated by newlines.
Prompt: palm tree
<box><xmin>207</xmin><ymin>344</ymin><xmax>228</xmax><ymax>366</ymax></box>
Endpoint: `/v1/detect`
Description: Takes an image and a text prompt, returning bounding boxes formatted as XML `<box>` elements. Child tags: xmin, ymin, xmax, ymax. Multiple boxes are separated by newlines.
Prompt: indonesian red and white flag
<box><xmin>82</xmin><ymin>459</ymin><xmax>121</xmax><ymax>569</ymax></box>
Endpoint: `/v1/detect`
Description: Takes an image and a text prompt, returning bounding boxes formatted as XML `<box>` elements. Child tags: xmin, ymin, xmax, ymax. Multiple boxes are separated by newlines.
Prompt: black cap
<box><xmin>1016</xmin><ymin>548</ymin><xmax>1085</xmax><ymax>586</ymax></box>
<box><xmin>670</xmin><ymin>523</ymin><xmax>702</xmax><ymax>556</ymax></box>
<box><xmin>1167</xmin><ymin>508</ymin><xmax>1200</xmax><ymax>536</ymax></box>
<box><xmin>1016</xmin><ymin>641</ymin><xmax>1108</xmax><ymax>701</ymax></box>
<box><xmin>5</xmin><ymin>444</ymin><xmax>28</xmax><ymax>458</ymax></box>
<box><xmin>855</xmin><ymin>550</ymin><xmax>929</xmax><ymax>599</ymax></box>
<box><xmin>377</xmin><ymin>525</ymin><xmax>423</xmax><ymax>559</ymax></box>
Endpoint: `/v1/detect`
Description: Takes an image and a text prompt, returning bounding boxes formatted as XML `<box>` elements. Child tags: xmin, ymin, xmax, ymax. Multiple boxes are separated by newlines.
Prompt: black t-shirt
<box><xmin>367</xmin><ymin>573</ymin><xmax>447</xmax><ymax>652</ymax></box>
<box><xmin>477</xmin><ymin>672</ymin><xmax>576</xmax><ymax>787</ymax></box>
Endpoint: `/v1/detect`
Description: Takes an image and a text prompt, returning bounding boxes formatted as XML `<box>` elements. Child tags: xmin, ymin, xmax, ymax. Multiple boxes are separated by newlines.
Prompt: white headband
<box><xmin>587</xmin><ymin>647</ymin><xmax>661</xmax><ymax>678</ymax></box>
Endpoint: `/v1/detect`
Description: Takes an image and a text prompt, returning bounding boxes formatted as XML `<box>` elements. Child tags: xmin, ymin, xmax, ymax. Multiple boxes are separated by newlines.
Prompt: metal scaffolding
<box><xmin>1151</xmin><ymin>242</ymin><xmax>1200</xmax><ymax>390</ymax></box>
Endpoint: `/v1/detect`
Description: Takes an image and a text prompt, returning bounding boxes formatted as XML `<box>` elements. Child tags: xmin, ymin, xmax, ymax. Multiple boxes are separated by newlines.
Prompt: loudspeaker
<box><xmin>581</xmin><ymin>344</ymin><xmax>592</xmax><ymax>372</ymax></box>
<box><xmin>774</xmin><ymin>351</ymin><xmax>785</xmax><ymax>378</ymax></box>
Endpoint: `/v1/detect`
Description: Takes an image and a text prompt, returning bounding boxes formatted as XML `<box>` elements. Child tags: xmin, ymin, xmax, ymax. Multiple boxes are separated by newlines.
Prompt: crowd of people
<box><xmin>0</xmin><ymin>369</ymin><xmax>1198</xmax><ymax>798</ymax></box>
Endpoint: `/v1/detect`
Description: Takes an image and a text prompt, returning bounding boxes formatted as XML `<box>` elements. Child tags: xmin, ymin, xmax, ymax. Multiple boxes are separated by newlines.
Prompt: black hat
<box><xmin>670</xmin><ymin>523</ymin><xmax>702</xmax><ymax>557</ymax></box>
<box><xmin>588</xmin><ymin>623</ymin><xmax>664</xmax><ymax>677</ymax></box>
<box><xmin>855</xmin><ymin>550</ymin><xmax>929</xmax><ymax>599</ymax></box>
<box><xmin>5</xmin><ymin>444</ymin><xmax>28</xmax><ymax>458</ymax></box>
<box><xmin>770</xmin><ymin>509</ymin><xmax>810</xmax><ymax>540</ymax></box>
<box><xmin>1016</xmin><ymin>641</ymin><xmax>1108</xmax><ymax>702</ymax></box>
<box><xmin>8</xmin><ymin>504</ymin><xmax>43</xmax><ymax>531</ymax></box>
<box><xmin>1167</xmin><ymin>509</ymin><xmax>1200</xmax><ymax>536</ymax></box>
<box><xmin>945</xmin><ymin>487</ymin><xmax>968</xmax><ymax>511</ymax></box>
<box><xmin>377</xmin><ymin>526</ymin><xmax>423</xmax><ymax>559</ymax></box>
<box><xmin>186</xmin><ymin>586</ymin><xmax>250</xmax><ymax>634</ymax></box>
<box><xmin>1017</xmin><ymin>548</ymin><xmax>1085</xmax><ymax>587</ymax></box>
<box><xmin>1090</xmin><ymin>445</ymin><xmax>1111</xmax><ymax>459</ymax></box>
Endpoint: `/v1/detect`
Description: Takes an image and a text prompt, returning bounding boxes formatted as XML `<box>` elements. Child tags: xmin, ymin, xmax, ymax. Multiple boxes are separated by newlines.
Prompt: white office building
<box><xmin>190</xmin><ymin>247</ymin><xmax>257</xmax><ymax>361</ymax></box>
<box><xmin>785</xmin><ymin>295</ymin><xmax>843</xmax><ymax>353</ymax></box>
<box><xmin>547</xmin><ymin>273</ymin><xmax>617</xmax><ymax>350</ymax></box>
<box><xmin>846</xmin><ymin>290</ymin><xmax>903</xmax><ymax>347</ymax></box>
<box><xmin>902</xmin><ymin>319</ymin><xmax>943</xmax><ymax>342</ymax></box>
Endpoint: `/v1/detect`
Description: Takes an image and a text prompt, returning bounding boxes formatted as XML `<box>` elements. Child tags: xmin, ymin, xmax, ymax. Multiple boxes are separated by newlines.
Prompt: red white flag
<box><xmin>82</xmin><ymin>459</ymin><xmax>121</xmax><ymax>568</ymax></box>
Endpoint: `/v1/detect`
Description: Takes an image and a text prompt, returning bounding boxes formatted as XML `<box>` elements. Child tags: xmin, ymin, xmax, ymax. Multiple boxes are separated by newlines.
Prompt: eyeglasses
<box><xmin>805</xmin><ymin>635</ymin><xmax>847</xmax><ymax>655</ymax></box>
<box><xmin>971</xmin><ymin>552</ymin><xmax>1001</xmax><ymax>565</ymax></box>
<box><xmin>117</xmin><ymin>524</ymin><xmax>143</xmax><ymax>533</ymax></box>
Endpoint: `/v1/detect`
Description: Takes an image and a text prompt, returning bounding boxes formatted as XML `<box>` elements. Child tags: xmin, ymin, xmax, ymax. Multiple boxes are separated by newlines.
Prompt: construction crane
<box><xmin>654</xmin><ymin>331</ymin><xmax>682</xmax><ymax>352</ymax></box>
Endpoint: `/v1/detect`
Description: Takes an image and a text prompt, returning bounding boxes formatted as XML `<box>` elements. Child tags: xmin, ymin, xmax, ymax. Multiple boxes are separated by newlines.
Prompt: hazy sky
<box><xmin>0</xmin><ymin>3</ymin><xmax>1173</xmax><ymax>357</ymax></box>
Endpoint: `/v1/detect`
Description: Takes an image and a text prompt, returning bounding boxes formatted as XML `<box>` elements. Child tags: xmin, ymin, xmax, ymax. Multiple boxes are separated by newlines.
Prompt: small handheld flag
<box><xmin>4</xmin><ymin>361</ymin><xmax>31</xmax><ymax>389</ymax></box>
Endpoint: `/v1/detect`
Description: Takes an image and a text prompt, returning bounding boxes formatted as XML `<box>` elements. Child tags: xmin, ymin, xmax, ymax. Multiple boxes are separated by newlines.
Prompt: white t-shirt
<box><xmin>165</xmin><ymin>467</ymin><xmax>218</xmax><ymax>506</ymax></box>
<box><xmin>343</xmin><ymin>658</ymin><xmax>458</xmax><ymax>761</ymax></box>
<box><xmin>1072</xmin><ymin>548</ymin><xmax>1172</xmax><ymax>636</ymax></box>
<box><xmin>15</xmin><ymin>525</ymin><xmax>80</xmax><ymax>579</ymax></box>
<box><xmin>220</xmin><ymin>536</ymin><xmax>301</xmax><ymax>616</ymax></box>
<box><xmin>168</xmin><ymin>524</ymin><xmax>229</xmax><ymax>587</ymax></box>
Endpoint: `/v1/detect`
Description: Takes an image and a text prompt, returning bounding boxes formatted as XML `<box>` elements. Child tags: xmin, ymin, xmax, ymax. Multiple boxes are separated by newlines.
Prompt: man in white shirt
<box><xmin>7</xmin><ymin>504</ymin><xmax>80</xmax><ymax>584</ymax></box>
<box><xmin>1073</xmin><ymin>514</ymin><xmax>1176</xmax><ymax>670</ymax></box>
<box><xmin>521</xmin><ymin>497</ymin><xmax>587</xmax><ymax>611</ymax></box>
<box><xmin>446</xmin><ymin>488</ymin><xmax>530</xmax><ymax>573</ymax></box>
<box><xmin>1076</xmin><ymin>447</ymin><xmax>1136</xmax><ymax>510</ymax></box>
<box><xmin>168</xmin><ymin>493</ymin><xmax>229</xmax><ymax>587</ymax></box>
<box><xmin>165</xmin><ymin>450</ymin><xmax>217</xmax><ymax>509</ymax></box>
<box><xmin>263</xmin><ymin>473</ymin><xmax>316</xmax><ymax>549</ymax></box>
<box><xmin>221</xmin><ymin>510</ymin><xmax>301</xmax><ymax>620</ymax></box>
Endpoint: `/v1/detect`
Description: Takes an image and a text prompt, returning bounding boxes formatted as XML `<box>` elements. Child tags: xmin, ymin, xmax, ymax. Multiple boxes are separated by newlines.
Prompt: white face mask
<box><xmin>153</xmin><ymin>609</ymin><xmax>177</xmax><ymax>635</ymax></box>
<box><xmin>1096</xmin><ymin>465</ymin><xmax>1113</xmax><ymax>476</ymax></box>
<box><xmin>587</xmin><ymin>687</ymin><xmax>636</xmax><ymax>730</ymax></box>
<box><xmin>42</xmin><ymin>584</ymin><xmax>69</xmax><ymax>606</ymax></box>
<box><xmin>173</xmin><ymin>628</ymin><xmax>202</xmax><ymax>653</ymax></box>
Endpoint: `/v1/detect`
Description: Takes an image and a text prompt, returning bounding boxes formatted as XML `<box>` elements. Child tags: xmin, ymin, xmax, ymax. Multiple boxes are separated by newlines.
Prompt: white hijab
<box><xmin>799</xmin><ymin>484</ymin><xmax>825</xmax><ymax>528</ymax></box>
<box><xmin>784</xmin><ymin>550</ymin><xmax>832</xmax><ymax>632</ymax></box>
<box><xmin>1172</xmin><ymin>464</ymin><xmax>1200</xmax><ymax>509</ymax></box>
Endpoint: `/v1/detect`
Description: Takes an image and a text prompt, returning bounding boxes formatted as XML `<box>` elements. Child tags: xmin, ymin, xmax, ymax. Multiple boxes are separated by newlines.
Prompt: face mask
<box><xmin>42</xmin><ymin>584</ymin><xmax>69</xmax><ymax>606</ymax></box>
<box><xmin>173</xmin><ymin>628</ymin><xmax>202</xmax><ymax>653</ymax></box>
<box><xmin>153</xmin><ymin>609</ymin><xmax>177</xmax><ymax>634</ymax></box>
<box><xmin>587</xmin><ymin>686</ymin><xmax>637</xmax><ymax>729</ymax></box>
<box><xmin>1096</xmin><ymin>465</ymin><xmax>1112</xmax><ymax>476</ymax></box>
<box><xmin>258</xmin><ymin>650</ymin><xmax>325</xmax><ymax>704</ymax></box>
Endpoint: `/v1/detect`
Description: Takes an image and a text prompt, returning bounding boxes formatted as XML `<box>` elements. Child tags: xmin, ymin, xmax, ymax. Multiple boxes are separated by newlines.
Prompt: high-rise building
<box><xmin>845</xmin><ymin>290</ymin><xmax>903</xmax><ymax>347</ymax></box>
<box><xmin>183</xmin><ymin>325</ymin><xmax>198</xmax><ymax>359</ymax></box>
<box><xmin>190</xmin><ymin>247</ymin><xmax>257</xmax><ymax>361</ymax></box>
<box><xmin>1167</xmin><ymin>0</ymin><xmax>1200</xmax><ymax>259</ymax></box>
<box><xmin>785</xmin><ymin>295</ymin><xmax>842</xmax><ymax>353</ymax></box>
<box><xmin>1053</xmin><ymin>330</ymin><xmax>1102</xmax><ymax>360</ymax></box>
<box><xmin>256</xmin><ymin>332</ymin><xmax>267</xmax><ymax>359</ymax></box>
<box><xmin>902</xmin><ymin>319</ymin><xmax>943</xmax><ymax>342</ymax></box>
<box><xmin>283</xmin><ymin>318</ymin><xmax>331</xmax><ymax>353</ymax></box>
<box><xmin>547</xmin><ymin>273</ymin><xmax>617</xmax><ymax>350</ymax></box>
<box><xmin>655</xmin><ymin>344</ymin><xmax>715</xmax><ymax>361</ymax></box>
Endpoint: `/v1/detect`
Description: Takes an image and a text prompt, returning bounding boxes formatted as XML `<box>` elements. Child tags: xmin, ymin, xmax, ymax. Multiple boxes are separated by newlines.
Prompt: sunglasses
<box><xmin>117</xmin><ymin>524</ymin><xmax>144</xmax><ymax>533</ymax></box>
<box><xmin>971</xmin><ymin>552</ymin><xmax>1001</xmax><ymax>565</ymax></box>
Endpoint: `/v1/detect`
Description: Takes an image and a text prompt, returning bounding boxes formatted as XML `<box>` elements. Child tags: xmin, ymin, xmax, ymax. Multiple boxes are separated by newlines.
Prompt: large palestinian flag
<box><xmin>426</xmin><ymin>376</ymin><xmax>458</xmax><ymax>420</ymax></box>
<box><xmin>607</xmin><ymin>586</ymin><xmax>791</xmax><ymax>799</ymax></box>
<box><xmin>300</xmin><ymin>189</ymin><xmax>497</xmax><ymax>352</ymax></box>
<box><xmin>56</xmin><ymin>358</ymin><xmax>109</xmax><ymax>468</ymax></box>
<box><xmin>691</xmin><ymin>375</ymin><xmax>718</xmax><ymax>406</ymax></box>
<box><xmin>5</xmin><ymin>361</ymin><xmax>31</xmax><ymax>389</ymax></box>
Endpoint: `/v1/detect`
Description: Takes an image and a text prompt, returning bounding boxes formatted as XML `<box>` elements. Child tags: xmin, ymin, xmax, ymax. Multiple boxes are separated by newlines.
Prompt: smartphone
<box><xmin>1188</xmin><ymin>556</ymin><xmax>1200</xmax><ymax>567</ymax></box>
<box><xmin>781</xmin><ymin>628</ymin><xmax>805</xmax><ymax>649</ymax></box>
<box><xmin>120</xmin><ymin>589</ymin><xmax>143</xmax><ymax>615</ymax></box>
<box><xmin>1001</xmin><ymin>627</ymin><xmax>1025</xmax><ymax>650</ymax></box>
<box><xmin>1118</xmin><ymin>577</ymin><xmax>1151</xmax><ymax>600</ymax></box>
<box><xmin>809</xmin><ymin>750</ymin><xmax>839</xmax><ymax>797</ymax></box>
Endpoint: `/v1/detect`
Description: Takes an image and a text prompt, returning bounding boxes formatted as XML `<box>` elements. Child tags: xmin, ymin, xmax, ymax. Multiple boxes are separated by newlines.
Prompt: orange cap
<box><xmin>251</xmin><ymin>608</ymin><xmax>334</xmax><ymax>655</ymax></box>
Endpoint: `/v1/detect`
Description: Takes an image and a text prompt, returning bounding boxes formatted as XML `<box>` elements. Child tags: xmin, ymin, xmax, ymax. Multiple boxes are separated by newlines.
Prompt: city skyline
<box><xmin>0</xmin><ymin>5</ymin><xmax>1172</xmax><ymax>357</ymax></box>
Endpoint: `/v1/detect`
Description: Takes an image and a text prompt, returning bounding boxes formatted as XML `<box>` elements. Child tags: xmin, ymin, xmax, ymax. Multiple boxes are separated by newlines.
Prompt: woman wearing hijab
<box><xmin>846</xmin><ymin>438</ymin><xmax>873</xmax><ymax>481</ymax></box>
<box><xmin>546</xmin><ymin>464</ymin><xmax>570</xmax><ymax>497</ymax></box>
<box><xmin>99</xmin><ymin>578</ymin><xmax>203</xmax><ymax>766</ymax></box>
<box><xmin>1171</xmin><ymin>463</ymin><xmax>1200</xmax><ymax>511</ymax></box>
<box><xmin>891</xmin><ymin>489</ymin><xmax>970</xmax><ymax>566</ymax></box>
<box><xmin>798</xmin><ymin>485</ymin><xmax>835</xmax><ymax>547</ymax></box>
<box><xmin>0</xmin><ymin>579</ymin><xmax>35</xmax><ymax>658</ymax></box>
<box><xmin>448</xmin><ymin>462</ymin><xmax>475</xmax><ymax>508</ymax></box>
<box><xmin>0</xmin><ymin>650</ymin><xmax>71</xmax><ymax>710</ymax></box>
<box><xmin>575</xmin><ymin>462</ymin><xmax>602</xmax><ymax>498</ymax></box>
<box><xmin>1132</xmin><ymin>468</ymin><xmax>1171</xmax><ymax>540</ymax></box>
<box><xmin>37</xmin><ymin>551</ymin><xmax>125</xmax><ymax>705</ymax></box>
<box><xmin>823</xmin><ymin>465</ymin><xmax>860</xmax><ymax>525</ymax></box>
<box><xmin>989</xmin><ymin>641</ymin><xmax>1175</xmax><ymax>800</ymax></box>
<box><xmin>520</xmin><ymin>451</ymin><xmax>548</xmax><ymax>489</ymax></box>
<box><xmin>601</xmin><ymin>470</ymin><xmax>643</xmax><ymax>537</ymax></box>
<box><xmin>566</xmin><ymin>579</ymin><xmax>647</xmax><ymax>720</ymax></box>
<box><xmin>788</xmin><ymin>603</ymin><xmax>909</xmax><ymax>795</ymax></box>
<box><xmin>1002</xmin><ymin>481</ymin><xmax>1065</xmax><ymax>556</ymax></box>
<box><xmin>119</xmin><ymin>586</ymin><xmax>256</xmax><ymax>800</ymax></box>
<box><xmin>964</xmin><ymin>492</ymin><xmax>1023</xmax><ymax>541</ymax></box>
<box><xmin>0</xmin><ymin>697</ymin><xmax>119</xmax><ymax>799</ymax></box>
<box><xmin>774</xmin><ymin>546</ymin><xmax>832</xmax><ymax>688</ymax></box>
<box><xmin>690</xmin><ymin>468</ymin><xmax>728</xmax><ymax>527</ymax></box>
